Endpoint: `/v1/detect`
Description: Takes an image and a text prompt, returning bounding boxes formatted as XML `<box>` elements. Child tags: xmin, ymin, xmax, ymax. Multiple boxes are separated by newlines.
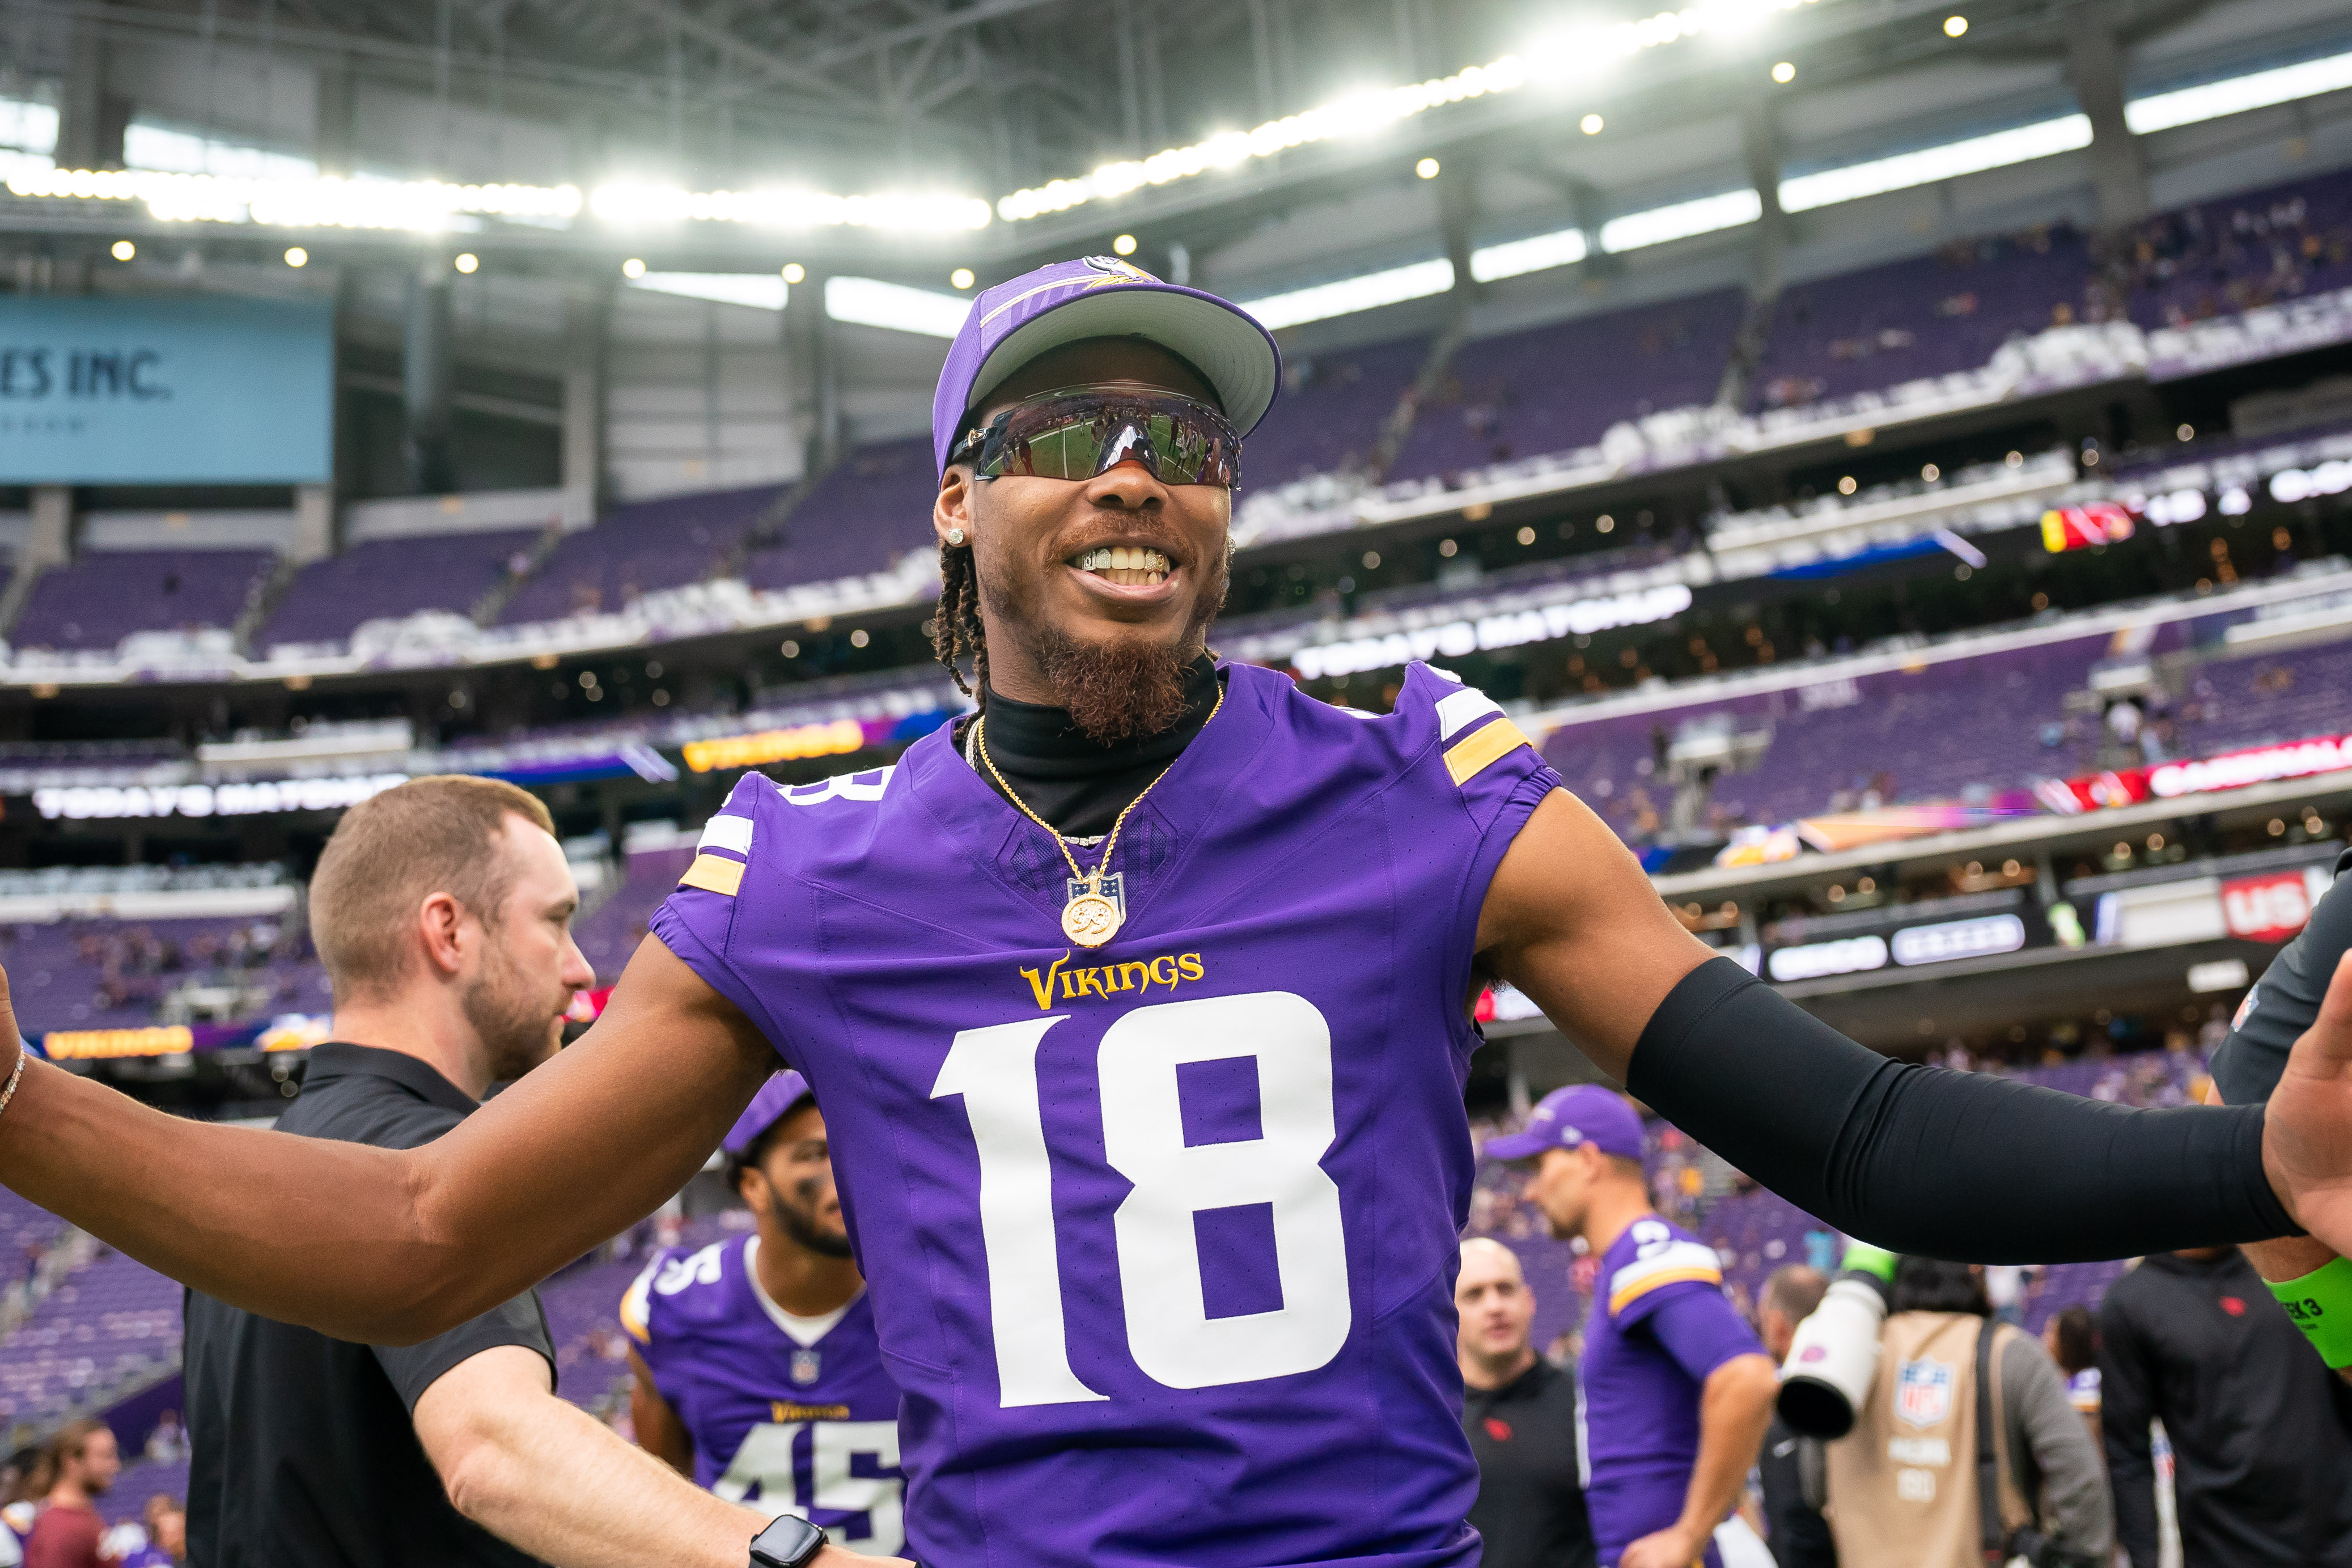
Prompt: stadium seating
<box><xmin>1248</xmin><ymin>335</ymin><xmax>1431</xmax><ymax>487</ymax></box>
<box><xmin>742</xmin><ymin>437</ymin><xmax>935</xmax><ymax>594</ymax></box>
<box><xmin>0</xmin><ymin>916</ymin><xmax>328</xmax><ymax>1037</ymax></box>
<box><xmin>259</xmin><ymin>527</ymin><xmax>541</xmax><ymax>651</ymax></box>
<box><xmin>1749</xmin><ymin>227</ymin><xmax>2095</xmax><ymax>410</ymax></box>
<box><xmin>2177</xmin><ymin>638</ymin><xmax>2352</xmax><ymax>755</ymax></box>
<box><xmin>572</xmin><ymin>843</ymin><xmax>697</xmax><ymax>982</ymax></box>
<box><xmin>7</xmin><ymin>550</ymin><xmax>275</xmax><ymax>652</ymax></box>
<box><xmin>1392</xmin><ymin>293</ymin><xmax>1744</xmax><ymax>481</ymax></box>
<box><xmin>1541</xmin><ymin>635</ymin><xmax>2111</xmax><ymax>841</ymax></box>
<box><xmin>2120</xmin><ymin>166</ymin><xmax>2352</xmax><ymax>329</ymax></box>
<box><xmin>0</xmin><ymin>1245</ymin><xmax>181</xmax><ymax>1440</ymax></box>
<box><xmin>499</xmin><ymin>485</ymin><xmax>782</xmax><ymax>626</ymax></box>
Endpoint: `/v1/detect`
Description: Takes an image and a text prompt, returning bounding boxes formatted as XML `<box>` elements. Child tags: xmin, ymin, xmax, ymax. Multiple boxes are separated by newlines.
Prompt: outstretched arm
<box><xmin>1478</xmin><ymin>788</ymin><xmax>2320</xmax><ymax>1258</ymax></box>
<box><xmin>0</xmin><ymin>936</ymin><xmax>774</xmax><ymax>1344</ymax></box>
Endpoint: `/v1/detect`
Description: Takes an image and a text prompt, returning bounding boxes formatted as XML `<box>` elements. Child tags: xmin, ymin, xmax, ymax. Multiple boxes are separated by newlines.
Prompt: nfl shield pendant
<box><xmin>1062</xmin><ymin>892</ymin><xmax>1122</xmax><ymax>947</ymax></box>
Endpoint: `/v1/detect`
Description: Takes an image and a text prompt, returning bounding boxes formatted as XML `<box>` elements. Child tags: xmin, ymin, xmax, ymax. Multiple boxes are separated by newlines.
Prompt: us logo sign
<box><xmin>1895</xmin><ymin>1357</ymin><xmax>1953</xmax><ymax>1429</ymax></box>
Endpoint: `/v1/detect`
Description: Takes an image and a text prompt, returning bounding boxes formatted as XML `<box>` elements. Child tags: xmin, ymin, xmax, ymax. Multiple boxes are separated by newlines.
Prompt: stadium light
<box><xmin>1416</xmin><ymin>157</ymin><xmax>1442</xmax><ymax>179</ymax></box>
<box><xmin>621</xmin><ymin>257</ymin><xmax>647</xmax><ymax>279</ymax></box>
<box><xmin>629</xmin><ymin>271</ymin><xmax>789</xmax><ymax>310</ymax></box>
<box><xmin>824</xmin><ymin>275</ymin><xmax>973</xmax><ymax>337</ymax></box>
<box><xmin>1113</xmin><ymin>233</ymin><xmax>1139</xmax><ymax>255</ymax></box>
<box><xmin>1600</xmin><ymin>189</ymin><xmax>1762</xmax><ymax>251</ymax></box>
<box><xmin>1943</xmin><ymin>15</ymin><xmax>1968</xmax><ymax>37</ymax></box>
<box><xmin>1777</xmin><ymin>115</ymin><xmax>2090</xmax><ymax>211</ymax></box>
<box><xmin>0</xmin><ymin>142</ymin><xmax>989</xmax><ymax>236</ymax></box>
<box><xmin>950</xmin><ymin>267</ymin><xmax>976</xmax><ymax>289</ymax></box>
<box><xmin>454</xmin><ymin>252</ymin><xmax>478</xmax><ymax>273</ymax></box>
<box><xmin>1580</xmin><ymin>114</ymin><xmax>1606</xmax><ymax>134</ymax></box>
<box><xmin>1772</xmin><ymin>61</ymin><xmax>1796</xmax><ymax>83</ymax></box>
<box><xmin>1470</xmin><ymin>226</ymin><xmax>1588</xmax><ymax>282</ymax></box>
<box><xmin>283</xmin><ymin>245</ymin><xmax>308</xmax><ymax>267</ymax></box>
<box><xmin>109</xmin><ymin>239</ymin><xmax>134</xmax><ymax>261</ymax></box>
<box><xmin>782</xmin><ymin>262</ymin><xmax>806</xmax><ymax>283</ymax></box>
<box><xmin>997</xmin><ymin>1</ymin><xmax>1822</xmax><ymax>223</ymax></box>
<box><xmin>1238</xmin><ymin>258</ymin><xmax>1456</xmax><ymax>330</ymax></box>
<box><xmin>2124</xmin><ymin>47</ymin><xmax>2352</xmax><ymax>134</ymax></box>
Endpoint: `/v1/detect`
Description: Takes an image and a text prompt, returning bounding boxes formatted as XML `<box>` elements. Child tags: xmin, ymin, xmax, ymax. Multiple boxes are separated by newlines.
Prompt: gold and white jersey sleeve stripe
<box><xmin>1607</xmin><ymin>1240</ymin><xmax>1725</xmax><ymax>1314</ymax></box>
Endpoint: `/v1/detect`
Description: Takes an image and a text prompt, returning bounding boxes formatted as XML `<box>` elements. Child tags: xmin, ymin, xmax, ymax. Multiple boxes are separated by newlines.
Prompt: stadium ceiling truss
<box><xmin>7</xmin><ymin>0</ymin><xmax>1484</xmax><ymax>190</ymax></box>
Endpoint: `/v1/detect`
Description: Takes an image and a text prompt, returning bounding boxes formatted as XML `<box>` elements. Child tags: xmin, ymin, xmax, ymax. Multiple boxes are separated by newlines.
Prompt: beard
<box><xmin>982</xmin><ymin>539</ymin><xmax>1229</xmax><ymax>745</ymax></box>
<box><xmin>460</xmin><ymin>934</ymin><xmax>563</xmax><ymax>1084</ymax></box>
<box><xmin>769</xmin><ymin>1181</ymin><xmax>855</xmax><ymax>1259</ymax></box>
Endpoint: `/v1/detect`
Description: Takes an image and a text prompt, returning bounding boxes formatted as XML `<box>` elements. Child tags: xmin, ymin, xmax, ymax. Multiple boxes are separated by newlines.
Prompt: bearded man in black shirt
<box><xmin>1456</xmin><ymin>1238</ymin><xmax>1597</xmax><ymax>1568</ymax></box>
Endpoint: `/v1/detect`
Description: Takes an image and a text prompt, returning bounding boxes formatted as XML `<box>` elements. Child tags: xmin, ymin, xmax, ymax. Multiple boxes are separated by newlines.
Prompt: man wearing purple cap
<box><xmin>6</xmin><ymin>255</ymin><xmax>2352</xmax><ymax>1568</ymax></box>
<box><xmin>622</xmin><ymin>1073</ymin><xmax>903</xmax><ymax>1556</ymax></box>
<box><xmin>1491</xmin><ymin>1088</ymin><xmax>1777</xmax><ymax>1568</ymax></box>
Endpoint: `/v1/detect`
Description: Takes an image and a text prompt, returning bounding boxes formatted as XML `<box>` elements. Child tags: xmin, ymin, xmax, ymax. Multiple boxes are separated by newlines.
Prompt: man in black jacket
<box><xmin>1456</xmin><ymin>1239</ymin><xmax>1597</xmax><ymax>1568</ymax></box>
<box><xmin>183</xmin><ymin>775</ymin><xmax>782</xmax><ymax>1568</ymax></box>
<box><xmin>2098</xmin><ymin>1246</ymin><xmax>2352</xmax><ymax>1566</ymax></box>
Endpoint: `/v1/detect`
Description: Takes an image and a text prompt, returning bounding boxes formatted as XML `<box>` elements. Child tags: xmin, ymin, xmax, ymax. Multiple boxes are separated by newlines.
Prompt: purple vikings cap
<box><xmin>1483</xmin><ymin>1084</ymin><xmax>1647</xmax><ymax>1163</ymax></box>
<box><xmin>931</xmin><ymin>255</ymin><xmax>1284</xmax><ymax>474</ymax></box>
<box><xmin>723</xmin><ymin>1070</ymin><xmax>816</xmax><ymax>1158</ymax></box>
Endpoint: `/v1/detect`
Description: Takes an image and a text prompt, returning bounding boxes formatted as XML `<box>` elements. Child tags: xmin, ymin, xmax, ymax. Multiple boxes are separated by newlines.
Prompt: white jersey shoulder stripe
<box><xmin>1435</xmin><ymin>686</ymin><xmax>1505</xmax><ymax>741</ymax></box>
<box><xmin>698</xmin><ymin>814</ymin><xmax>755</xmax><ymax>855</ymax></box>
<box><xmin>1608</xmin><ymin>1239</ymin><xmax>1724</xmax><ymax>1304</ymax></box>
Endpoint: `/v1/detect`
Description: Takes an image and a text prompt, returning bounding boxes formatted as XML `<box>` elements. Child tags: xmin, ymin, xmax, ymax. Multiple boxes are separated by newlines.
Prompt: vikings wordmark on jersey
<box><xmin>623</xmin><ymin>1235</ymin><xmax>904</xmax><ymax>1555</ymax></box>
<box><xmin>653</xmin><ymin>661</ymin><xmax>1557</xmax><ymax>1568</ymax></box>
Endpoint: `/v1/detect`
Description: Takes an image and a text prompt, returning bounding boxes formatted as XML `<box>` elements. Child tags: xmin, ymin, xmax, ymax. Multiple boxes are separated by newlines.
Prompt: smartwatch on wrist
<box><xmin>748</xmin><ymin>1515</ymin><xmax>827</xmax><ymax>1568</ymax></box>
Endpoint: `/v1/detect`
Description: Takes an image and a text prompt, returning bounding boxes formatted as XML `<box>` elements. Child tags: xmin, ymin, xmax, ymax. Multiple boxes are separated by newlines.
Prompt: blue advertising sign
<box><xmin>0</xmin><ymin>295</ymin><xmax>333</xmax><ymax>483</ymax></box>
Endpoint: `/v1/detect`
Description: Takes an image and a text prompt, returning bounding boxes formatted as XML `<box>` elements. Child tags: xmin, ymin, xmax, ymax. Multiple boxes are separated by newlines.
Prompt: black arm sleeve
<box><xmin>1624</xmin><ymin>958</ymin><xmax>2298</xmax><ymax>1261</ymax></box>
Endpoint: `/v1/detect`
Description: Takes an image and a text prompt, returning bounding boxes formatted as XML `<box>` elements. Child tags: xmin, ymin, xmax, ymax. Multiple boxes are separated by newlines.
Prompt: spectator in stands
<box><xmin>1823</xmin><ymin>1259</ymin><xmax>2109</xmax><ymax>1568</ymax></box>
<box><xmin>182</xmin><ymin>776</ymin><xmax>793</xmax><ymax>1568</ymax></box>
<box><xmin>1455</xmin><ymin>1238</ymin><xmax>1597</xmax><ymax>1568</ymax></box>
<box><xmin>139</xmin><ymin>1414</ymin><xmax>182</xmax><ymax>1468</ymax></box>
<box><xmin>2097</xmin><ymin>1247</ymin><xmax>2352</xmax><ymax>1566</ymax></box>
<box><xmin>2040</xmin><ymin>1307</ymin><xmax>2100</xmax><ymax>1446</ymax></box>
<box><xmin>22</xmin><ymin>1418</ymin><xmax>118</xmax><ymax>1568</ymax></box>
<box><xmin>1753</xmin><ymin>1266</ymin><xmax>1835</xmax><ymax>1568</ymax></box>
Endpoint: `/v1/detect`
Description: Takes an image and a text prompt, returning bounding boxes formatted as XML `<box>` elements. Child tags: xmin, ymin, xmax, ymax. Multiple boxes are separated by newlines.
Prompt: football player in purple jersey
<box><xmin>1491</xmin><ymin>1087</ymin><xmax>1776</xmax><ymax>1568</ymax></box>
<box><xmin>625</xmin><ymin>1072</ymin><xmax>905</xmax><ymax>1556</ymax></box>
<box><xmin>4</xmin><ymin>258</ymin><xmax>2352</xmax><ymax>1568</ymax></box>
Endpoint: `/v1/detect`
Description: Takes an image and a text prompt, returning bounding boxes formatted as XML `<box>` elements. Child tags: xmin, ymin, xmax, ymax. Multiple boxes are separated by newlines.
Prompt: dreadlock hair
<box><xmin>933</xmin><ymin>534</ymin><xmax>990</xmax><ymax>706</ymax></box>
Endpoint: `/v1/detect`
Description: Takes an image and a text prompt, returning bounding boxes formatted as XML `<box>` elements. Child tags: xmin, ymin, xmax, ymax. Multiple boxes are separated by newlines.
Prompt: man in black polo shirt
<box><xmin>1457</xmin><ymin>1238</ymin><xmax>1597</xmax><ymax>1568</ymax></box>
<box><xmin>184</xmin><ymin>775</ymin><xmax>790</xmax><ymax>1568</ymax></box>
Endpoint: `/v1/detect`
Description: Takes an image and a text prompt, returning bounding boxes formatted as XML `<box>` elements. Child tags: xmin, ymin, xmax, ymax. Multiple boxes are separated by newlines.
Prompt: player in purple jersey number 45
<box><xmin>625</xmin><ymin>1072</ymin><xmax>905</xmax><ymax>1556</ymax></box>
<box><xmin>5</xmin><ymin>258</ymin><xmax>2352</xmax><ymax>1568</ymax></box>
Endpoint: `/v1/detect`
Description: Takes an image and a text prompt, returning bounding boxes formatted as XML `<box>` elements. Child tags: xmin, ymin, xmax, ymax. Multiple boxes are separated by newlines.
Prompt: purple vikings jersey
<box><xmin>621</xmin><ymin>1234</ymin><xmax>904</xmax><ymax>1552</ymax></box>
<box><xmin>650</xmin><ymin>660</ymin><xmax>1559</xmax><ymax>1568</ymax></box>
<box><xmin>1577</xmin><ymin>1217</ymin><xmax>1763</xmax><ymax>1565</ymax></box>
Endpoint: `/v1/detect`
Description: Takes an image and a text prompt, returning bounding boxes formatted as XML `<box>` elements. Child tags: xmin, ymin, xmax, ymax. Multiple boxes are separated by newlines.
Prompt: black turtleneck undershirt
<box><xmin>955</xmin><ymin>654</ymin><xmax>1221</xmax><ymax>837</ymax></box>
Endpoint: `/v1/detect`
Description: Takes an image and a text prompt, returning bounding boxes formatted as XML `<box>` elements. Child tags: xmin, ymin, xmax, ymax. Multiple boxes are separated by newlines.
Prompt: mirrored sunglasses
<box><xmin>950</xmin><ymin>385</ymin><xmax>1241</xmax><ymax>489</ymax></box>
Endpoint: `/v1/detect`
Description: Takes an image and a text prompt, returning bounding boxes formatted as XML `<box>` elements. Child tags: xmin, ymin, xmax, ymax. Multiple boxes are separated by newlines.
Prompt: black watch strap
<box><xmin>748</xmin><ymin>1515</ymin><xmax>827</xmax><ymax>1568</ymax></box>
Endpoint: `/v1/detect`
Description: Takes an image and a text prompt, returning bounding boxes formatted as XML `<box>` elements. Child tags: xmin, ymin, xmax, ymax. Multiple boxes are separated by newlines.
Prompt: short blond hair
<box><xmin>310</xmin><ymin>774</ymin><xmax>556</xmax><ymax>999</ymax></box>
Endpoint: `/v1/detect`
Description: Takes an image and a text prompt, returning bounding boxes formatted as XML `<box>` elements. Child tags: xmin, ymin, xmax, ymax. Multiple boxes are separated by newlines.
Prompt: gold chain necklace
<box><xmin>973</xmin><ymin>681</ymin><xmax>1224</xmax><ymax>949</ymax></box>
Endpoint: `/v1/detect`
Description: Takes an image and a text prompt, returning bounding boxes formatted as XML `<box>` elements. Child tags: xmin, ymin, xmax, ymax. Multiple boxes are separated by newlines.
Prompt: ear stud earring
<box><xmin>946</xmin><ymin>528</ymin><xmax>967</xmax><ymax>546</ymax></box>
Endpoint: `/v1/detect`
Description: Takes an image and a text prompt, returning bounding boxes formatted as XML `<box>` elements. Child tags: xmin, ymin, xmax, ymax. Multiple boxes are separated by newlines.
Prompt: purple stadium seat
<box><xmin>9</xmin><ymin>551</ymin><xmax>274</xmax><ymax>652</ymax></box>
<box><xmin>261</xmin><ymin>528</ymin><xmax>542</xmax><ymax>650</ymax></box>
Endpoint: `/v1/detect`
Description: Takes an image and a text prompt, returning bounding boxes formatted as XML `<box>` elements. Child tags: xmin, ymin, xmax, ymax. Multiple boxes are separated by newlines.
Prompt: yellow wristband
<box><xmin>2266</xmin><ymin>1255</ymin><xmax>2352</xmax><ymax>1369</ymax></box>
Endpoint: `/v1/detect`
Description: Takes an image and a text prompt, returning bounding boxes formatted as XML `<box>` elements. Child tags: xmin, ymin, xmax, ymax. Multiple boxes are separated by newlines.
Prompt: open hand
<box><xmin>2264</xmin><ymin>951</ymin><xmax>2352</xmax><ymax>1258</ymax></box>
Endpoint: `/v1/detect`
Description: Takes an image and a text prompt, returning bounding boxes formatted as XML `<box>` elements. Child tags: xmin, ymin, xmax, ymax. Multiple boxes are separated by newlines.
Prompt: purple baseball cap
<box><xmin>723</xmin><ymin>1070</ymin><xmax>816</xmax><ymax>1158</ymax></box>
<box><xmin>1483</xmin><ymin>1084</ymin><xmax>1646</xmax><ymax>1163</ymax></box>
<box><xmin>931</xmin><ymin>255</ymin><xmax>1283</xmax><ymax>474</ymax></box>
